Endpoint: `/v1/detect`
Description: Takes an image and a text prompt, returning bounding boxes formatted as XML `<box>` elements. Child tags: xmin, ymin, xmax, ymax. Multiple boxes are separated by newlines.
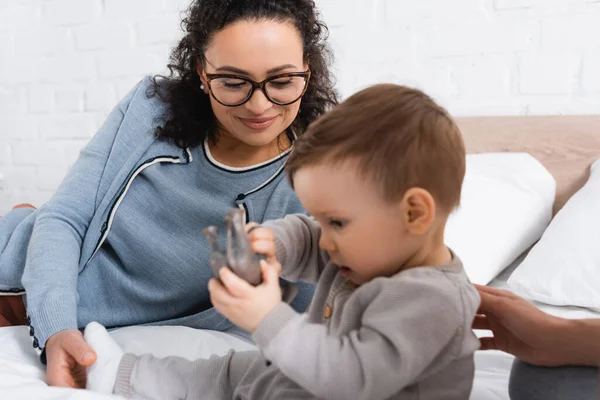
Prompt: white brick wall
<box><xmin>1</xmin><ymin>0</ymin><xmax>599</xmax><ymax>212</ymax></box>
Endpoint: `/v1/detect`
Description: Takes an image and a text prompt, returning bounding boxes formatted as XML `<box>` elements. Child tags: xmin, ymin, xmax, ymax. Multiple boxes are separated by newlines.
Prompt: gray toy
<box><xmin>203</xmin><ymin>209</ymin><xmax>298</xmax><ymax>304</ymax></box>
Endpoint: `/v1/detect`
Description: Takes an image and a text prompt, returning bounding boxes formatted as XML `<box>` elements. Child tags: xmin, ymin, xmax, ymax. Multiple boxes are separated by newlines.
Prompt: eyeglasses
<box><xmin>204</xmin><ymin>70</ymin><xmax>311</xmax><ymax>107</ymax></box>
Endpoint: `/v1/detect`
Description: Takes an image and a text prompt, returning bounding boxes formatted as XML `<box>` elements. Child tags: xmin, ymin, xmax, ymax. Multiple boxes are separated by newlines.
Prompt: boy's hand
<box><xmin>209</xmin><ymin>260</ymin><xmax>282</xmax><ymax>332</ymax></box>
<box><xmin>245</xmin><ymin>224</ymin><xmax>279</xmax><ymax>268</ymax></box>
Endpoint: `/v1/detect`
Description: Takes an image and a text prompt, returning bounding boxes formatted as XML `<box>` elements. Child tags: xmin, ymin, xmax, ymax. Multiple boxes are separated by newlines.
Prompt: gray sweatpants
<box><xmin>509</xmin><ymin>359</ymin><xmax>600</xmax><ymax>400</ymax></box>
<box><xmin>114</xmin><ymin>351</ymin><xmax>318</xmax><ymax>400</ymax></box>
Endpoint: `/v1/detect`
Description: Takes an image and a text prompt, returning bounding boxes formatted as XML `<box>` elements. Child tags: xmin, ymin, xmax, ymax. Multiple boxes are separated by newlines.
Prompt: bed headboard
<box><xmin>455</xmin><ymin>115</ymin><xmax>600</xmax><ymax>214</ymax></box>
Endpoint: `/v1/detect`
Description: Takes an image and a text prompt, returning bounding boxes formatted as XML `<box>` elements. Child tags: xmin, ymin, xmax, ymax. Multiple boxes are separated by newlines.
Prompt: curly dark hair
<box><xmin>148</xmin><ymin>0</ymin><xmax>339</xmax><ymax>148</ymax></box>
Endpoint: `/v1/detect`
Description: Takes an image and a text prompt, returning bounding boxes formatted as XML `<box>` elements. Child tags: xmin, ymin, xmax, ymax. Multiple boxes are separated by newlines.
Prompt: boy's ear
<box><xmin>401</xmin><ymin>188</ymin><xmax>436</xmax><ymax>235</ymax></box>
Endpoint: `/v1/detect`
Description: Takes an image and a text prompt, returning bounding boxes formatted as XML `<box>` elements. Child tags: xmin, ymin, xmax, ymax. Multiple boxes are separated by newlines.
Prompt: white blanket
<box><xmin>0</xmin><ymin>325</ymin><xmax>255</xmax><ymax>400</ymax></box>
<box><xmin>0</xmin><ymin>323</ymin><xmax>513</xmax><ymax>400</ymax></box>
<box><xmin>2</xmin><ymin>299</ymin><xmax>597</xmax><ymax>400</ymax></box>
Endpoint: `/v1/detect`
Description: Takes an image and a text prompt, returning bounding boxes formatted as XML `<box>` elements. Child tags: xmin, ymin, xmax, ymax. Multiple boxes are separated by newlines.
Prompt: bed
<box><xmin>460</xmin><ymin>115</ymin><xmax>600</xmax><ymax>399</ymax></box>
<box><xmin>1</xmin><ymin>115</ymin><xmax>599</xmax><ymax>399</ymax></box>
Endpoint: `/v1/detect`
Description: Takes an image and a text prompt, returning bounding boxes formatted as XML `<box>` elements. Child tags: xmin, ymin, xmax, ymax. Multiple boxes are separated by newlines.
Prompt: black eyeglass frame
<box><xmin>204</xmin><ymin>70</ymin><xmax>311</xmax><ymax>107</ymax></box>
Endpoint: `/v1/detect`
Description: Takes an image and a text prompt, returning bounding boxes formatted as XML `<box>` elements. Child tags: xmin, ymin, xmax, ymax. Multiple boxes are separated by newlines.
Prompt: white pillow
<box><xmin>508</xmin><ymin>159</ymin><xmax>600</xmax><ymax>310</ymax></box>
<box><xmin>445</xmin><ymin>153</ymin><xmax>555</xmax><ymax>285</ymax></box>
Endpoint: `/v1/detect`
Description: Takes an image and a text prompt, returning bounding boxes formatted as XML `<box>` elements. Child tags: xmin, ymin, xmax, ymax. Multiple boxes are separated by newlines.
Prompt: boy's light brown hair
<box><xmin>286</xmin><ymin>84</ymin><xmax>466</xmax><ymax>213</ymax></box>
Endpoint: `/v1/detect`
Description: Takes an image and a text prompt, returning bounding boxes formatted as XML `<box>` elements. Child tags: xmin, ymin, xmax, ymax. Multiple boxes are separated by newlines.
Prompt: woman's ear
<box><xmin>401</xmin><ymin>188</ymin><xmax>436</xmax><ymax>235</ymax></box>
<box><xmin>197</xmin><ymin>63</ymin><xmax>209</xmax><ymax>94</ymax></box>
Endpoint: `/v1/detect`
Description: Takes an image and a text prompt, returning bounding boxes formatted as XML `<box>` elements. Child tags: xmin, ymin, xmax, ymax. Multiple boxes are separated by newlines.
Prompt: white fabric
<box><xmin>0</xmin><ymin>325</ymin><xmax>255</xmax><ymax>400</ymax></box>
<box><xmin>445</xmin><ymin>153</ymin><xmax>555</xmax><ymax>285</ymax></box>
<box><xmin>1</xmin><ymin>324</ymin><xmax>515</xmax><ymax>400</ymax></box>
<box><xmin>2</xmin><ymin>302</ymin><xmax>599</xmax><ymax>400</ymax></box>
<box><xmin>507</xmin><ymin>159</ymin><xmax>600</xmax><ymax>310</ymax></box>
<box><xmin>84</xmin><ymin>322</ymin><xmax>125</xmax><ymax>395</ymax></box>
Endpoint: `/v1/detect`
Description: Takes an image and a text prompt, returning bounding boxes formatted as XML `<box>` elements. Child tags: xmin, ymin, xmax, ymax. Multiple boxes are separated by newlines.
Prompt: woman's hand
<box><xmin>209</xmin><ymin>260</ymin><xmax>282</xmax><ymax>333</ymax></box>
<box><xmin>45</xmin><ymin>329</ymin><xmax>97</xmax><ymax>388</ymax></box>
<box><xmin>472</xmin><ymin>284</ymin><xmax>568</xmax><ymax>367</ymax></box>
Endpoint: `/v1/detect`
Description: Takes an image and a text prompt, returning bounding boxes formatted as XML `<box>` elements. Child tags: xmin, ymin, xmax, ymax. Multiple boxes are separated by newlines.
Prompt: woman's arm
<box><xmin>21</xmin><ymin>80</ymin><xmax>149</xmax><ymax>388</ymax></box>
<box><xmin>21</xmin><ymin>80</ymin><xmax>145</xmax><ymax>351</ymax></box>
<box><xmin>474</xmin><ymin>285</ymin><xmax>600</xmax><ymax>367</ymax></box>
<box><xmin>554</xmin><ymin>318</ymin><xmax>600</xmax><ymax>367</ymax></box>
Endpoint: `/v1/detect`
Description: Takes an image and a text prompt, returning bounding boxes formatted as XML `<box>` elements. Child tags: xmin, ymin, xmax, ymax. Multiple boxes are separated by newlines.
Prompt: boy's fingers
<box><xmin>260</xmin><ymin>260</ymin><xmax>279</xmax><ymax>284</ymax></box>
<box><xmin>220</xmin><ymin>267</ymin><xmax>252</xmax><ymax>296</ymax></box>
<box><xmin>247</xmin><ymin>227</ymin><xmax>274</xmax><ymax>241</ymax></box>
<box><xmin>209</xmin><ymin>276</ymin><xmax>233</xmax><ymax>295</ymax></box>
<box><xmin>245</xmin><ymin>222</ymin><xmax>260</xmax><ymax>233</ymax></box>
<box><xmin>208</xmin><ymin>277</ymin><xmax>222</xmax><ymax>292</ymax></box>
<box><xmin>250</xmin><ymin>239</ymin><xmax>277</xmax><ymax>257</ymax></box>
<box><xmin>263</xmin><ymin>258</ymin><xmax>282</xmax><ymax>274</ymax></box>
<box><xmin>208</xmin><ymin>278</ymin><xmax>231</xmax><ymax>304</ymax></box>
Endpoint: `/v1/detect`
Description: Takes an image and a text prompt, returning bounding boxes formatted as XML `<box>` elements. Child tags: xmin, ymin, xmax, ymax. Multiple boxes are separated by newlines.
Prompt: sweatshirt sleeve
<box><xmin>21</xmin><ymin>79</ymin><xmax>145</xmax><ymax>350</ymax></box>
<box><xmin>252</xmin><ymin>272</ymin><xmax>468</xmax><ymax>400</ymax></box>
<box><xmin>262</xmin><ymin>214</ymin><xmax>329</xmax><ymax>284</ymax></box>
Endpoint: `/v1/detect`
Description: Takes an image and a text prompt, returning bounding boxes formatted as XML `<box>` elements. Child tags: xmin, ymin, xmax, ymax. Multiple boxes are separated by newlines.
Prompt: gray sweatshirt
<box><xmin>116</xmin><ymin>214</ymin><xmax>481</xmax><ymax>400</ymax></box>
<box><xmin>256</xmin><ymin>214</ymin><xmax>481</xmax><ymax>399</ymax></box>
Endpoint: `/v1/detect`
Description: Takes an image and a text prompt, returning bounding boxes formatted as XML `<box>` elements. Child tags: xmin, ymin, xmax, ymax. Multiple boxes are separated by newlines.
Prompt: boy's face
<box><xmin>293</xmin><ymin>161</ymin><xmax>422</xmax><ymax>286</ymax></box>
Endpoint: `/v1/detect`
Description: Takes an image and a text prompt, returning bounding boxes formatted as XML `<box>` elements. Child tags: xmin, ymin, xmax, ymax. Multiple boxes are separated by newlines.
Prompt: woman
<box><xmin>474</xmin><ymin>285</ymin><xmax>599</xmax><ymax>399</ymax></box>
<box><xmin>0</xmin><ymin>0</ymin><xmax>338</xmax><ymax>388</ymax></box>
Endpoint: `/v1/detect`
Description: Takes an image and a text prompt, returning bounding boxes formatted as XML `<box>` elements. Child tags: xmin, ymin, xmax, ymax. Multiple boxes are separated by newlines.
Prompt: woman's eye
<box><xmin>222</xmin><ymin>80</ymin><xmax>247</xmax><ymax>89</ymax></box>
<box><xmin>269</xmin><ymin>79</ymin><xmax>293</xmax><ymax>88</ymax></box>
<box><xmin>214</xmin><ymin>78</ymin><xmax>248</xmax><ymax>90</ymax></box>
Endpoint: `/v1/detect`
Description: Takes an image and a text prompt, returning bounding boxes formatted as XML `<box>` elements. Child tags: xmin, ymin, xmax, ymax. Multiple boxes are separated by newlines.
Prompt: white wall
<box><xmin>1</xmin><ymin>0</ymin><xmax>600</xmax><ymax>212</ymax></box>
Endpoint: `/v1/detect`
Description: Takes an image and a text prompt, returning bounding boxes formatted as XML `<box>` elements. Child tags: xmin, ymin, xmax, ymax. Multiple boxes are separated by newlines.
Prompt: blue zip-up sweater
<box><xmin>0</xmin><ymin>77</ymin><xmax>313</xmax><ymax>351</ymax></box>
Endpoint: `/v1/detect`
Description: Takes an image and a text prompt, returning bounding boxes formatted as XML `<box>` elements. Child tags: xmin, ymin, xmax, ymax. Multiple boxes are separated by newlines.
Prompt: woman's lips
<box><xmin>339</xmin><ymin>266</ymin><xmax>351</xmax><ymax>277</ymax></box>
<box><xmin>238</xmin><ymin>116</ymin><xmax>278</xmax><ymax>130</ymax></box>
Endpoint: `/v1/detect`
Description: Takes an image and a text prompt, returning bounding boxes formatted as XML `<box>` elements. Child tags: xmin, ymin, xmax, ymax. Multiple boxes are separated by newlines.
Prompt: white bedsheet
<box><xmin>0</xmin><ymin>325</ymin><xmax>515</xmax><ymax>400</ymax></box>
<box><xmin>2</xmin><ymin>261</ymin><xmax>599</xmax><ymax>400</ymax></box>
<box><xmin>0</xmin><ymin>325</ymin><xmax>255</xmax><ymax>400</ymax></box>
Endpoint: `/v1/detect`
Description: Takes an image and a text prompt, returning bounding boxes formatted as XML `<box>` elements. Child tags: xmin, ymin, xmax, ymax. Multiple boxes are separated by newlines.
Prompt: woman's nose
<box><xmin>244</xmin><ymin>88</ymin><xmax>273</xmax><ymax>115</ymax></box>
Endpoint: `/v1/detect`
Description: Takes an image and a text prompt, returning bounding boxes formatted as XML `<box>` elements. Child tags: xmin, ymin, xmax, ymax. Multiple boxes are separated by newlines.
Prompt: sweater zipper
<box><xmin>235</xmin><ymin>161</ymin><xmax>288</xmax><ymax>224</ymax></box>
<box><xmin>202</xmin><ymin>140</ymin><xmax>291</xmax><ymax>225</ymax></box>
<box><xmin>84</xmin><ymin>150</ymin><xmax>191</xmax><ymax>267</ymax></box>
